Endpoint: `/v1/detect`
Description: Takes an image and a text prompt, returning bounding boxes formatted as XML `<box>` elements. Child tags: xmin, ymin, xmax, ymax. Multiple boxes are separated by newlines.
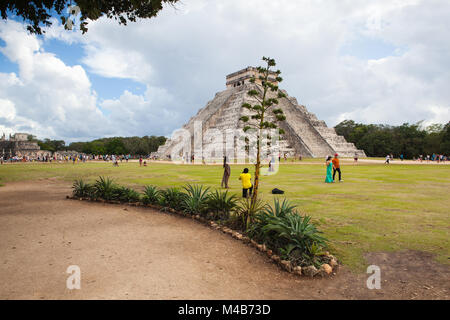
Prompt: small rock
<box><xmin>320</xmin><ymin>263</ymin><xmax>332</xmax><ymax>276</ymax></box>
<box><xmin>329</xmin><ymin>258</ymin><xmax>338</xmax><ymax>268</ymax></box>
<box><xmin>293</xmin><ymin>266</ymin><xmax>302</xmax><ymax>275</ymax></box>
<box><xmin>326</xmin><ymin>254</ymin><xmax>336</xmax><ymax>261</ymax></box>
<box><xmin>257</xmin><ymin>244</ymin><xmax>264</xmax><ymax>252</ymax></box>
<box><xmin>266</xmin><ymin>249</ymin><xmax>273</xmax><ymax>256</ymax></box>
<box><xmin>280</xmin><ymin>260</ymin><xmax>292</xmax><ymax>272</ymax></box>
<box><xmin>271</xmin><ymin>255</ymin><xmax>280</xmax><ymax>263</ymax></box>
<box><xmin>303</xmin><ymin>265</ymin><xmax>318</xmax><ymax>277</ymax></box>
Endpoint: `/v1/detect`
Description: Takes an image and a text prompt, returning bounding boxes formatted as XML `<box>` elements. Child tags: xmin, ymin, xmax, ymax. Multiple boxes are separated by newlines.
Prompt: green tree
<box><xmin>36</xmin><ymin>138</ymin><xmax>66</xmax><ymax>152</ymax></box>
<box><xmin>393</xmin><ymin>123</ymin><xmax>426</xmax><ymax>158</ymax></box>
<box><xmin>68</xmin><ymin>136</ymin><xmax>166</xmax><ymax>155</ymax></box>
<box><xmin>334</xmin><ymin>120</ymin><xmax>357</xmax><ymax>140</ymax></box>
<box><xmin>105</xmin><ymin>138</ymin><xmax>127</xmax><ymax>155</ymax></box>
<box><xmin>68</xmin><ymin>141</ymin><xmax>86</xmax><ymax>152</ymax></box>
<box><xmin>440</xmin><ymin>122</ymin><xmax>450</xmax><ymax>154</ymax></box>
<box><xmin>1</xmin><ymin>0</ymin><xmax>179</xmax><ymax>34</ymax></box>
<box><xmin>334</xmin><ymin>120</ymin><xmax>450</xmax><ymax>158</ymax></box>
<box><xmin>239</xmin><ymin>57</ymin><xmax>286</xmax><ymax>205</ymax></box>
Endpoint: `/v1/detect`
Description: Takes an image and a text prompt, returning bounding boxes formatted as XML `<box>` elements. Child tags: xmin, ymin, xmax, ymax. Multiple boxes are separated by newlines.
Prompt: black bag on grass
<box><xmin>271</xmin><ymin>188</ymin><xmax>285</xmax><ymax>194</ymax></box>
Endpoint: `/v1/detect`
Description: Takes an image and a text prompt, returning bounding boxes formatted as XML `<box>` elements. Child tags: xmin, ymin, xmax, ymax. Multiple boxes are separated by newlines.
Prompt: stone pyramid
<box><xmin>157</xmin><ymin>67</ymin><xmax>366</xmax><ymax>160</ymax></box>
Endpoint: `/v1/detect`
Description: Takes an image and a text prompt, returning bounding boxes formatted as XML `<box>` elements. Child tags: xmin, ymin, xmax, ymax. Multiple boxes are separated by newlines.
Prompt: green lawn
<box><xmin>1</xmin><ymin>160</ymin><xmax>449</xmax><ymax>271</ymax></box>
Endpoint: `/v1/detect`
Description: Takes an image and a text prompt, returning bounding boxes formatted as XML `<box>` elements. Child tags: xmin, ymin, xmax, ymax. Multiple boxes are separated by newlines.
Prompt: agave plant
<box><xmin>248</xmin><ymin>198</ymin><xmax>298</xmax><ymax>241</ymax></box>
<box><xmin>141</xmin><ymin>185</ymin><xmax>161</xmax><ymax>205</ymax></box>
<box><xmin>72</xmin><ymin>179</ymin><xmax>94</xmax><ymax>198</ymax></box>
<box><xmin>206</xmin><ymin>190</ymin><xmax>238</xmax><ymax>220</ymax></box>
<box><xmin>159</xmin><ymin>187</ymin><xmax>187</xmax><ymax>211</ymax></box>
<box><xmin>182</xmin><ymin>184</ymin><xmax>210</xmax><ymax>215</ymax></box>
<box><xmin>125</xmin><ymin>188</ymin><xmax>141</xmax><ymax>203</ymax></box>
<box><xmin>233</xmin><ymin>198</ymin><xmax>267</xmax><ymax>231</ymax></box>
<box><xmin>264</xmin><ymin>198</ymin><xmax>297</xmax><ymax>217</ymax></box>
<box><xmin>260</xmin><ymin>213</ymin><xmax>328</xmax><ymax>264</ymax></box>
<box><xmin>246</xmin><ymin>197</ymin><xmax>328</xmax><ymax>265</ymax></box>
<box><xmin>93</xmin><ymin>176</ymin><xmax>116</xmax><ymax>200</ymax></box>
<box><xmin>111</xmin><ymin>186</ymin><xmax>141</xmax><ymax>203</ymax></box>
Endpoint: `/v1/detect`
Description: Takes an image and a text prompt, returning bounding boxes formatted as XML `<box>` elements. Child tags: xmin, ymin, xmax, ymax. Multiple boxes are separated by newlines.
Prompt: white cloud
<box><xmin>0</xmin><ymin>20</ymin><xmax>105</xmax><ymax>140</ymax></box>
<box><xmin>0</xmin><ymin>98</ymin><xmax>16</xmax><ymax>121</ymax></box>
<box><xmin>77</xmin><ymin>0</ymin><xmax>449</xmax><ymax>129</ymax></box>
<box><xmin>0</xmin><ymin>0</ymin><xmax>449</xmax><ymax>142</ymax></box>
<box><xmin>100</xmin><ymin>85</ymin><xmax>182</xmax><ymax>136</ymax></box>
<box><xmin>82</xmin><ymin>44</ymin><xmax>152</xmax><ymax>82</ymax></box>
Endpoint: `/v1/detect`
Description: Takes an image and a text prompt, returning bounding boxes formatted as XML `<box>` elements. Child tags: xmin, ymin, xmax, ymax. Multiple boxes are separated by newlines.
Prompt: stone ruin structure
<box><xmin>0</xmin><ymin>132</ymin><xmax>48</xmax><ymax>158</ymax></box>
<box><xmin>156</xmin><ymin>67</ymin><xmax>366</xmax><ymax>160</ymax></box>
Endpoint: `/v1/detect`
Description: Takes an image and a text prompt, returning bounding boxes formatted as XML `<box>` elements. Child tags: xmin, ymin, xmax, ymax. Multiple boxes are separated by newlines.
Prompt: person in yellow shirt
<box><xmin>239</xmin><ymin>168</ymin><xmax>253</xmax><ymax>198</ymax></box>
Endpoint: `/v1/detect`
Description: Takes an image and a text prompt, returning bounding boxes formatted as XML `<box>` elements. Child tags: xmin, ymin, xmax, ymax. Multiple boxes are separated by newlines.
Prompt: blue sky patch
<box><xmin>340</xmin><ymin>35</ymin><xmax>401</xmax><ymax>60</ymax></box>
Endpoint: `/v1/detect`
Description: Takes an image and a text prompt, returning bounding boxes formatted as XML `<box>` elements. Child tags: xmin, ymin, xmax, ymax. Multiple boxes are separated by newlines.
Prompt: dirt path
<box><xmin>0</xmin><ymin>180</ymin><xmax>448</xmax><ymax>300</ymax></box>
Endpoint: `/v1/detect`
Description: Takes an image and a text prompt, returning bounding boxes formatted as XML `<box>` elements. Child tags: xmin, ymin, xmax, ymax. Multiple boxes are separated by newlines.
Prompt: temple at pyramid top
<box><xmin>226</xmin><ymin>67</ymin><xmax>279</xmax><ymax>88</ymax></box>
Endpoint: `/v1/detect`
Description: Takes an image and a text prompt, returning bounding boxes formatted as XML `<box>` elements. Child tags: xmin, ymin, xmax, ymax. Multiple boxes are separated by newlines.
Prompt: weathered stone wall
<box><xmin>0</xmin><ymin>141</ymin><xmax>43</xmax><ymax>157</ymax></box>
<box><xmin>0</xmin><ymin>134</ymin><xmax>43</xmax><ymax>158</ymax></box>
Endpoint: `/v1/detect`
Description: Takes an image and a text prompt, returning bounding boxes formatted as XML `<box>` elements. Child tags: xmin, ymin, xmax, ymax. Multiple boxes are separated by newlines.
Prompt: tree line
<box><xmin>334</xmin><ymin>120</ymin><xmax>450</xmax><ymax>159</ymax></box>
<box><xmin>31</xmin><ymin>136</ymin><xmax>167</xmax><ymax>156</ymax></box>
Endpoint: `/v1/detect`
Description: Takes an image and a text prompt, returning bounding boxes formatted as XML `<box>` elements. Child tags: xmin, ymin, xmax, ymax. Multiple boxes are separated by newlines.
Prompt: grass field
<box><xmin>1</xmin><ymin>160</ymin><xmax>449</xmax><ymax>271</ymax></box>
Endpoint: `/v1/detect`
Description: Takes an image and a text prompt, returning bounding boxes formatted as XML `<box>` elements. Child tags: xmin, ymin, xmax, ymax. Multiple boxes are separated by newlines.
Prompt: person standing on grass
<box><xmin>325</xmin><ymin>156</ymin><xmax>334</xmax><ymax>183</ymax></box>
<box><xmin>332</xmin><ymin>153</ymin><xmax>343</xmax><ymax>182</ymax></box>
<box><xmin>385</xmin><ymin>154</ymin><xmax>390</xmax><ymax>164</ymax></box>
<box><xmin>269</xmin><ymin>156</ymin><xmax>274</xmax><ymax>172</ymax></box>
<box><xmin>221</xmin><ymin>157</ymin><xmax>231</xmax><ymax>189</ymax></box>
<box><xmin>239</xmin><ymin>168</ymin><xmax>253</xmax><ymax>198</ymax></box>
<box><xmin>139</xmin><ymin>156</ymin><xmax>143</xmax><ymax>167</ymax></box>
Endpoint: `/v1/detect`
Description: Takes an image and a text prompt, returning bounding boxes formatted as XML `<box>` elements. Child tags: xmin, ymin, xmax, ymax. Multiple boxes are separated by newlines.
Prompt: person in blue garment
<box><xmin>325</xmin><ymin>156</ymin><xmax>334</xmax><ymax>183</ymax></box>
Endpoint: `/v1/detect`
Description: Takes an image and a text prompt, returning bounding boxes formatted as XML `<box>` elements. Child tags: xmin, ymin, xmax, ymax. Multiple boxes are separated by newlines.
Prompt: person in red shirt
<box><xmin>332</xmin><ymin>153</ymin><xmax>343</xmax><ymax>182</ymax></box>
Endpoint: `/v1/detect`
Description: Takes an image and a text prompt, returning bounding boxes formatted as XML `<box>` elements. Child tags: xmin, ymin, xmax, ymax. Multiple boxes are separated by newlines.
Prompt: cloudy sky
<box><xmin>0</xmin><ymin>0</ymin><xmax>449</xmax><ymax>142</ymax></box>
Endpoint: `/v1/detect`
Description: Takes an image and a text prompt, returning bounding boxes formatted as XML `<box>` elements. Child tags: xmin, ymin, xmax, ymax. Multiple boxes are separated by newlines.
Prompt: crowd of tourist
<box><xmin>0</xmin><ymin>153</ymin><xmax>156</xmax><ymax>164</ymax></box>
<box><xmin>384</xmin><ymin>153</ymin><xmax>447</xmax><ymax>164</ymax></box>
<box><xmin>413</xmin><ymin>154</ymin><xmax>447</xmax><ymax>163</ymax></box>
<box><xmin>1</xmin><ymin>151</ymin><xmax>448</xmax><ymax>166</ymax></box>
